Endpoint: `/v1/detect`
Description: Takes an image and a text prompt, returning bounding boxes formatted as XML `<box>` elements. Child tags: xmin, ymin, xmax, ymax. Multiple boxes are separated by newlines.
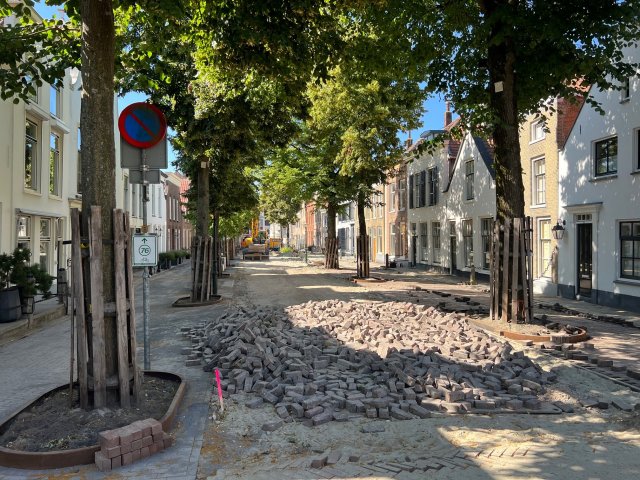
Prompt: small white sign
<box><xmin>132</xmin><ymin>234</ymin><xmax>158</xmax><ymax>266</ymax></box>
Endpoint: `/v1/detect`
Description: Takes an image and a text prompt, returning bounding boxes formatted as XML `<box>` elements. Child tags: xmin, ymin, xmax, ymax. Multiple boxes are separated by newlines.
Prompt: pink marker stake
<box><xmin>214</xmin><ymin>369</ymin><xmax>224</xmax><ymax>413</ymax></box>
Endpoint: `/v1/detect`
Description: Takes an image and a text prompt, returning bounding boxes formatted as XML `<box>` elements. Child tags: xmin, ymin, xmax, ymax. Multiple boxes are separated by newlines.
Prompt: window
<box><xmin>50</xmin><ymin>86</ymin><xmax>61</xmax><ymax>118</ymax></box>
<box><xmin>389</xmin><ymin>223</ymin><xmax>396</xmax><ymax>254</ymax></box>
<box><xmin>462</xmin><ymin>219</ymin><xmax>473</xmax><ymax>267</ymax></box>
<box><xmin>538</xmin><ymin>219</ymin><xmax>552</xmax><ymax>278</ymax></box>
<box><xmin>432</xmin><ymin>222</ymin><xmax>441</xmax><ymax>263</ymax></box>
<box><xmin>389</xmin><ymin>183</ymin><xmax>396</xmax><ymax>212</ymax></box>
<box><xmin>17</xmin><ymin>216</ymin><xmax>31</xmax><ymax>251</ymax></box>
<box><xmin>465</xmin><ymin>160</ymin><xmax>474</xmax><ymax>200</ymax></box>
<box><xmin>398</xmin><ymin>176</ymin><xmax>406</xmax><ymax>210</ymax></box>
<box><xmin>76</xmin><ymin>128</ymin><xmax>82</xmax><ymax>194</ymax></box>
<box><xmin>25</xmin><ymin>75</ymin><xmax>38</xmax><ymax>102</ymax></box>
<box><xmin>409</xmin><ymin>174</ymin><xmax>414</xmax><ymax>209</ymax></box>
<box><xmin>532</xmin><ymin>157</ymin><xmax>546</xmax><ymax>205</ymax></box>
<box><xmin>428</xmin><ymin>167</ymin><xmax>438</xmax><ymax>206</ymax></box>
<box><xmin>25</xmin><ymin>120</ymin><xmax>40</xmax><ymax>191</ymax></box>
<box><xmin>622</xmin><ymin>77</ymin><xmax>630</xmax><ymax>101</ymax></box>
<box><xmin>49</xmin><ymin>132</ymin><xmax>62</xmax><ymax>196</ymax></box>
<box><xmin>40</xmin><ymin>219</ymin><xmax>51</xmax><ymax>271</ymax></box>
<box><xmin>595</xmin><ymin>136</ymin><xmax>617</xmax><ymax>176</ymax></box>
<box><xmin>530</xmin><ymin>120</ymin><xmax>545</xmax><ymax>142</ymax></box>
<box><xmin>420</xmin><ymin>223</ymin><xmax>428</xmax><ymax>262</ymax></box>
<box><xmin>377</xmin><ymin>192</ymin><xmax>384</xmax><ymax>217</ymax></box>
<box><xmin>419</xmin><ymin>171</ymin><xmax>426</xmax><ymax>207</ymax></box>
<box><xmin>620</xmin><ymin>221</ymin><xmax>640</xmax><ymax>280</ymax></box>
<box><xmin>377</xmin><ymin>226</ymin><xmax>383</xmax><ymax>254</ymax></box>
<box><xmin>481</xmin><ymin>218</ymin><xmax>492</xmax><ymax>269</ymax></box>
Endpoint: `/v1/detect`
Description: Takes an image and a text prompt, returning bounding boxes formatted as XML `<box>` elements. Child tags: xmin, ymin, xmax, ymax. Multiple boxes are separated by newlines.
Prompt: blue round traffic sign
<box><xmin>118</xmin><ymin>102</ymin><xmax>167</xmax><ymax>149</ymax></box>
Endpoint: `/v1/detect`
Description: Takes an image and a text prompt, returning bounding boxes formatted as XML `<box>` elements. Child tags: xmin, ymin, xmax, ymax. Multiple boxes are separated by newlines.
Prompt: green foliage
<box><xmin>280</xmin><ymin>246</ymin><xmax>293</xmax><ymax>254</ymax></box>
<box><xmin>219</xmin><ymin>208</ymin><xmax>257</xmax><ymax>239</ymax></box>
<box><xmin>0</xmin><ymin>248</ymin><xmax>53</xmax><ymax>295</ymax></box>
<box><xmin>0</xmin><ymin>0</ymin><xmax>81</xmax><ymax>102</ymax></box>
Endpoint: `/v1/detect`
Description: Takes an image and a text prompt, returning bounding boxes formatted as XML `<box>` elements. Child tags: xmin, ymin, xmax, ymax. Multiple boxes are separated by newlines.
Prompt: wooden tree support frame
<box><xmin>490</xmin><ymin>217</ymin><xmax>533</xmax><ymax>323</ymax></box>
<box><xmin>356</xmin><ymin>234</ymin><xmax>370</xmax><ymax>279</ymax></box>
<box><xmin>191</xmin><ymin>236</ymin><xmax>214</xmax><ymax>302</ymax></box>
<box><xmin>70</xmin><ymin>207</ymin><xmax>140</xmax><ymax>409</ymax></box>
<box><xmin>325</xmin><ymin>237</ymin><xmax>339</xmax><ymax>269</ymax></box>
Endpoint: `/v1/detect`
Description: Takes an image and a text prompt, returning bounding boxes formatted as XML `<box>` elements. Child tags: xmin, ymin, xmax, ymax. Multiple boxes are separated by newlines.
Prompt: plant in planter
<box><xmin>0</xmin><ymin>248</ymin><xmax>53</xmax><ymax>321</ymax></box>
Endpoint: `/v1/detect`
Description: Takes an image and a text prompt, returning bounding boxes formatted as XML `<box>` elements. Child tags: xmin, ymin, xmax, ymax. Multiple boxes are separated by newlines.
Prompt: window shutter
<box><xmin>409</xmin><ymin>174</ymin><xmax>414</xmax><ymax>209</ymax></box>
<box><xmin>434</xmin><ymin>166</ymin><xmax>439</xmax><ymax>205</ymax></box>
<box><xmin>419</xmin><ymin>171</ymin><xmax>426</xmax><ymax>207</ymax></box>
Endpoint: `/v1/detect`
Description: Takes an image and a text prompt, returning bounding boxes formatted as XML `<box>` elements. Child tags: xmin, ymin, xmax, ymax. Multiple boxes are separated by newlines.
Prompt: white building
<box><xmin>558</xmin><ymin>47</ymin><xmax>640</xmax><ymax>311</ymax></box>
<box><xmin>406</xmin><ymin>127</ymin><xmax>496</xmax><ymax>278</ymax></box>
<box><xmin>337</xmin><ymin>201</ymin><xmax>356</xmax><ymax>257</ymax></box>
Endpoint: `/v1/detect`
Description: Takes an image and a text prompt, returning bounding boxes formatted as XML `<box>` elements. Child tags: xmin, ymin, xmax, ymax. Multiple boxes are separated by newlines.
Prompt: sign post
<box><xmin>118</xmin><ymin>102</ymin><xmax>167</xmax><ymax>371</ymax></box>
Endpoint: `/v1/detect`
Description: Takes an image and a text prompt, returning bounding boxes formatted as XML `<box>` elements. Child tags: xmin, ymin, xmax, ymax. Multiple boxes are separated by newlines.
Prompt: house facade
<box><xmin>337</xmin><ymin>201</ymin><xmax>356</xmax><ymax>257</ymax></box>
<box><xmin>520</xmin><ymin>97</ymin><xmax>583</xmax><ymax>295</ymax></box>
<box><xmin>384</xmin><ymin>164</ymin><xmax>408</xmax><ymax>263</ymax></box>
<box><xmin>558</xmin><ymin>48</ymin><xmax>640</xmax><ymax>311</ymax></box>
<box><xmin>364</xmin><ymin>187</ymin><xmax>385</xmax><ymax>262</ymax></box>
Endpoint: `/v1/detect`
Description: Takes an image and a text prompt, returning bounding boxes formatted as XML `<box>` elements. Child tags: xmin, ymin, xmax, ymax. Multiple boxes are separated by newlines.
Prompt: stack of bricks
<box><xmin>180</xmin><ymin>301</ymin><xmax>556</xmax><ymax>429</ymax></box>
<box><xmin>94</xmin><ymin>418</ymin><xmax>173</xmax><ymax>472</ymax></box>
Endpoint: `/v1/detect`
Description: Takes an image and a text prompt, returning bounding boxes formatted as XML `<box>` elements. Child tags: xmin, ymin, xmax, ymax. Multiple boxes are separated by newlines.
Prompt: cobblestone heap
<box><xmin>182</xmin><ymin>301</ymin><xmax>557</xmax><ymax>429</ymax></box>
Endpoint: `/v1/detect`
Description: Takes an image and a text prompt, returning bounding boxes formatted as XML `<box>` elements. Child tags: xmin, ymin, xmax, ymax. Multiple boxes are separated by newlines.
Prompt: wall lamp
<box><xmin>552</xmin><ymin>220</ymin><xmax>566</xmax><ymax>240</ymax></box>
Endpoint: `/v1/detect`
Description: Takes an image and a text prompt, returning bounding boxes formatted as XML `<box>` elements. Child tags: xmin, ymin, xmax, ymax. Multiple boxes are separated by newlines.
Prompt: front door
<box><xmin>449</xmin><ymin>221</ymin><xmax>457</xmax><ymax>273</ymax></box>
<box><xmin>577</xmin><ymin>223</ymin><xmax>592</xmax><ymax>297</ymax></box>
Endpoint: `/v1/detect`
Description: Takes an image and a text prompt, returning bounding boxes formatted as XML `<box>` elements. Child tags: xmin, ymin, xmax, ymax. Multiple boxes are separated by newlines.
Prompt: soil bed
<box><xmin>0</xmin><ymin>376</ymin><xmax>178</xmax><ymax>452</ymax></box>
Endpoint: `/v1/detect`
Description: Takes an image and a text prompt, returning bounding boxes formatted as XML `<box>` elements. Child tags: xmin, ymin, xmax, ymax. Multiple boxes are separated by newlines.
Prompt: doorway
<box><xmin>449</xmin><ymin>221</ymin><xmax>457</xmax><ymax>273</ymax></box>
<box><xmin>577</xmin><ymin>223</ymin><xmax>592</xmax><ymax>297</ymax></box>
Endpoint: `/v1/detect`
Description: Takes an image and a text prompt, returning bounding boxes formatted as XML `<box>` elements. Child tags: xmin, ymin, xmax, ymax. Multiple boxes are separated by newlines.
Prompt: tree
<box><xmin>259</xmin><ymin>152</ymin><xmax>308</xmax><ymax>240</ymax></box>
<box><xmin>305</xmin><ymin>66</ymin><xmax>425</xmax><ymax>275</ymax></box>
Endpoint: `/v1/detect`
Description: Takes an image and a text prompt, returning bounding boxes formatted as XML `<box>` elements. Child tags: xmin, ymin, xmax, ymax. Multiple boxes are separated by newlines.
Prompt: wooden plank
<box><xmin>89</xmin><ymin>206</ymin><xmax>107</xmax><ymax>408</ymax></box>
<box><xmin>113</xmin><ymin>210</ymin><xmax>130</xmax><ymax>407</ymax></box>
<box><xmin>491</xmin><ymin>220</ymin><xmax>501</xmax><ymax>320</ymax></box>
<box><xmin>512</xmin><ymin>218</ymin><xmax>521</xmax><ymax>322</ymax></box>
<box><xmin>518</xmin><ymin>217</ymin><xmax>531</xmax><ymax>323</ymax></box>
<box><xmin>199</xmin><ymin>237</ymin><xmax>207</xmax><ymax>301</ymax></box>
<box><xmin>206</xmin><ymin>236</ymin><xmax>214</xmax><ymax>298</ymax></box>
<box><xmin>123</xmin><ymin>213</ymin><xmax>140</xmax><ymax>402</ymax></box>
<box><xmin>524</xmin><ymin>216</ymin><xmax>534</xmax><ymax>323</ymax></box>
<box><xmin>71</xmin><ymin>209</ymin><xmax>89</xmax><ymax>409</ymax></box>
<box><xmin>192</xmin><ymin>237</ymin><xmax>201</xmax><ymax>302</ymax></box>
<box><xmin>501</xmin><ymin>219</ymin><xmax>511</xmax><ymax>322</ymax></box>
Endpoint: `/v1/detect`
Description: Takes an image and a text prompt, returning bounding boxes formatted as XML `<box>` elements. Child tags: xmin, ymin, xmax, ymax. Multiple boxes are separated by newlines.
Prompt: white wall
<box><xmin>558</xmin><ymin>46</ymin><xmax>640</xmax><ymax>305</ymax></box>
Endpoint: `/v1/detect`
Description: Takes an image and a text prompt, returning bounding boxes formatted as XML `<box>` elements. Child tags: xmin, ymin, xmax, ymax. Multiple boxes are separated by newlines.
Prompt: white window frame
<box><xmin>465</xmin><ymin>160</ymin><xmax>474</xmax><ymax>201</ymax></box>
<box><xmin>532</xmin><ymin>156</ymin><xmax>546</xmax><ymax>206</ymax></box>
<box><xmin>462</xmin><ymin>219</ymin><xmax>473</xmax><ymax>267</ymax></box>
<box><xmin>50</xmin><ymin>85</ymin><xmax>62</xmax><ymax>118</ymax></box>
<box><xmin>594</xmin><ymin>135</ymin><xmax>618</xmax><ymax>177</ymax></box>
<box><xmin>530</xmin><ymin>119</ymin><xmax>545</xmax><ymax>143</ymax></box>
<box><xmin>432</xmin><ymin>222</ymin><xmax>441</xmax><ymax>264</ymax></box>
<box><xmin>538</xmin><ymin>218</ymin><xmax>552</xmax><ymax>278</ymax></box>
<box><xmin>398</xmin><ymin>176</ymin><xmax>406</xmax><ymax>211</ymax></box>
<box><xmin>389</xmin><ymin>183</ymin><xmax>396</xmax><ymax>212</ymax></box>
<box><xmin>25</xmin><ymin>119</ymin><xmax>41</xmax><ymax>192</ymax></box>
<box><xmin>49</xmin><ymin>131</ymin><xmax>62</xmax><ymax>197</ymax></box>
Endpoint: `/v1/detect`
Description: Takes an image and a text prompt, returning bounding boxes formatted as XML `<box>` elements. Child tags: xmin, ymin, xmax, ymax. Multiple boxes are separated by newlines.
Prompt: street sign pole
<box><xmin>141</xmin><ymin>148</ymin><xmax>150</xmax><ymax>371</ymax></box>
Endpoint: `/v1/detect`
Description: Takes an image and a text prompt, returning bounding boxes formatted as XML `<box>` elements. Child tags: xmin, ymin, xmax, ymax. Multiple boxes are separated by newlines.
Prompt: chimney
<box><xmin>444</xmin><ymin>101</ymin><xmax>452</xmax><ymax>128</ymax></box>
<box><xmin>404</xmin><ymin>132</ymin><xmax>413</xmax><ymax>149</ymax></box>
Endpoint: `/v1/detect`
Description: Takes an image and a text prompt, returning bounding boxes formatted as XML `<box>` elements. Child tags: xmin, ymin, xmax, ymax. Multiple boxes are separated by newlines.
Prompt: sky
<box><xmin>34</xmin><ymin>2</ymin><xmax>451</xmax><ymax>167</ymax></box>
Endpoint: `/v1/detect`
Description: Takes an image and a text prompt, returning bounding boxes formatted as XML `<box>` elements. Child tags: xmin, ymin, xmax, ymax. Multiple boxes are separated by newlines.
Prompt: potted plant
<box><xmin>0</xmin><ymin>249</ymin><xmax>24</xmax><ymax>322</ymax></box>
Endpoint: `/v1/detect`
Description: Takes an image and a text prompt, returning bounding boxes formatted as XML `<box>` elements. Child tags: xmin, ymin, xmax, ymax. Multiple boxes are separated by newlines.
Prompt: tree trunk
<box><xmin>325</xmin><ymin>202</ymin><xmax>339</xmax><ymax>269</ymax></box>
<box><xmin>481</xmin><ymin>0</ymin><xmax>526</xmax><ymax>322</ymax></box>
<box><xmin>80</xmin><ymin>0</ymin><xmax>120</xmax><ymax>405</ymax></box>
<box><xmin>481</xmin><ymin>0</ymin><xmax>525</xmax><ymax>220</ymax></box>
<box><xmin>212</xmin><ymin>211</ymin><xmax>220</xmax><ymax>293</ymax></box>
<box><xmin>196</xmin><ymin>157</ymin><xmax>210</xmax><ymax>236</ymax></box>
<box><xmin>356</xmin><ymin>192</ymin><xmax>369</xmax><ymax>278</ymax></box>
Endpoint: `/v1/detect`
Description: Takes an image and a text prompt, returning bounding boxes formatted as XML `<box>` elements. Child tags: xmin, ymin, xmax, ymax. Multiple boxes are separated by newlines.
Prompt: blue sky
<box><xmin>34</xmin><ymin>1</ymin><xmax>450</xmax><ymax>164</ymax></box>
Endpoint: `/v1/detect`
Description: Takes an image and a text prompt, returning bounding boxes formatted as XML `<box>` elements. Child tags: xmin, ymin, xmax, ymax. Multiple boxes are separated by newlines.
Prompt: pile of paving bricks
<box><xmin>94</xmin><ymin>418</ymin><xmax>173</xmax><ymax>472</ymax></box>
<box><xmin>182</xmin><ymin>300</ymin><xmax>556</xmax><ymax>429</ymax></box>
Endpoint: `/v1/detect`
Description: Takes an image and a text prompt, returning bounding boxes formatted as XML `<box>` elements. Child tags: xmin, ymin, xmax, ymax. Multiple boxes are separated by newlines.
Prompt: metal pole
<box><xmin>141</xmin><ymin>149</ymin><xmax>150</xmax><ymax>371</ymax></box>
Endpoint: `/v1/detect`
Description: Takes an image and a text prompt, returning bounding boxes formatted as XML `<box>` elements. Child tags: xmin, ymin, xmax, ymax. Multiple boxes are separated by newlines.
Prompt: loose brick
<box><xmin>95</xmin><ymin>451</ymin><xmax>112</xmax><ymax>472</ymax></box>
<box><xmin>122</xmin><ymin>452</ymin><xmax>133</xmax><ymax>466</ymax></box>
<box><xmin>312</xmin><ymin>411</ymin><xmax>333</xmax><ymax>426</ymax></box>
<box><xmin>141</xmin><ymin>446</ymin><xmax>150</xmax><ymax>458</ymax></box>
<box><xmin>132</xmin><ymin>439</ymin><xmax>143</xmax><ymax>451</ymax></box>
<box><xmin>131</xmin><ymin>449</ymin><xmax>141</xmax><ymax>462</ymax></box>
<box><xmin>142</xmin><ymin>435</ymin><xmax>153</xmax><ymax>448</ymax></box>
<box><xmin>408</xmin><ymin>404</ymin><xmax>431</xmax><ymax>418</ymax></box>
<box><xmin>390</xmin><ymin>407</ymin><xmax>413</xmax><ymax>420</ymax></box>
<box><xmin>111</xmin><ymin>455</ymin><xmax>122</xmax><ymax>469</ymax></box>
<box><xmin>98</xmin><ymin>430</ymin><xmax>120</xmax><ymax>449</ymax></box>
<box><xmin>262</xmin><ymin>420</ymin><xmax>284</xmax><ymax>432</ymax></box>
<box><xmin>104</xmin><ymin>445</ymin><xmax>121</xmax><ymax>459</ymax></box>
